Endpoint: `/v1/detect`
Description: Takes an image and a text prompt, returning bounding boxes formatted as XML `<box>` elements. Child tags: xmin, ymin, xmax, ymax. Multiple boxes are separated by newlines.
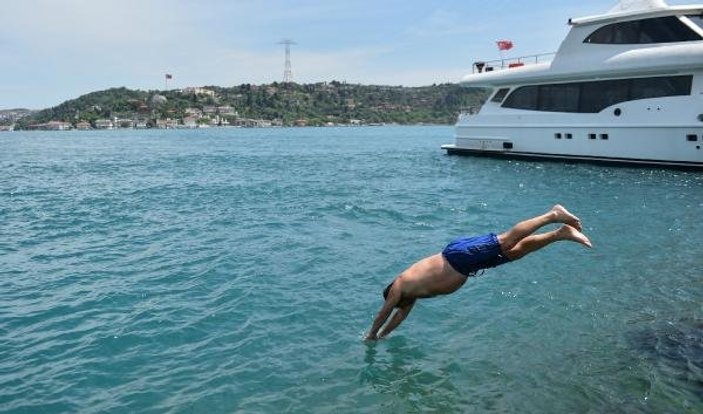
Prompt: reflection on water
<box><xmin>626</xmin><ymin>317</ymin><xmax>703</xmax><ymax>406</ymax></box>
<box><xmin>361</xmin><ymin>337</ymin><xmax>469</xmax><ymax>412</ymax></box>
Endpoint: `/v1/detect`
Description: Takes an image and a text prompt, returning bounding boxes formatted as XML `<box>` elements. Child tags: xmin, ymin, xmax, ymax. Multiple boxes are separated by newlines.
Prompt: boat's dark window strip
<box><xmin>502</xmin><ymin>75</ymin><xmax>692</xmax><ymax>113</ymax></box>
<box><xmin>584</xmin><ymin>16</ymin><xmax>702</xmax><ymax>44</ymax></box>
<box><xmin>491</xmin><ymin>88</ymin><xmax>510</xmax><ymax>103</ymax></box>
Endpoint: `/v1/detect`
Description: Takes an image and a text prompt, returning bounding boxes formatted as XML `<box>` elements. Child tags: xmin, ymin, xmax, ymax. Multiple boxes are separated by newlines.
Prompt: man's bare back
<box><xmin>392</xmin><ymin>254</ymin><xmax>467</xmax><ymax>299</ymax></box>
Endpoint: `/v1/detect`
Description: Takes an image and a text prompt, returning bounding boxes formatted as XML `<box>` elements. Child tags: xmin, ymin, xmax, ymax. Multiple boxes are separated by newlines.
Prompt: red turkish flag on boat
<box><xmin>496</xmin><ymin>40</ymin><xmax>514</xmax><ymax>51</ymax></box>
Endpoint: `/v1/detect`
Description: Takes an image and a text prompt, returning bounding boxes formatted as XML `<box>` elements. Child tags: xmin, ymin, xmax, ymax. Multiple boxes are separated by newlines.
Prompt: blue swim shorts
<box><xmin>441</xmin><ymin>233</ymin><xmax>510</xmax><ymax>277</ymax></box>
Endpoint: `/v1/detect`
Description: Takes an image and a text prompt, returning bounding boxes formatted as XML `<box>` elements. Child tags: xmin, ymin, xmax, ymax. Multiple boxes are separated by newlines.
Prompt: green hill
<box><xmin>16</xmin><ymin>82</ymin><xmax>488</xmax><ymax>129</ymax></box>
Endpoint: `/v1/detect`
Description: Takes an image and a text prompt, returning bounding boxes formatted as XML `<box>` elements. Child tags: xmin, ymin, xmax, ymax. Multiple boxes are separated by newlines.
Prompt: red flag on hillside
<box><xmin>496</xmin><ymin>40</ymin><xmax>514</xmax><ymax>51</ymax></box>
<box><xmin>165</xmin><ymin>73</ymin><xmax>173</xmax><ymax>79</ymax></box>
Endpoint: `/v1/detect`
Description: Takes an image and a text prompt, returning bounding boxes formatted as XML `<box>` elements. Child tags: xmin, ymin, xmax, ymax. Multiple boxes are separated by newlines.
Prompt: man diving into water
<box><xmin>365</xmin><ymin>205</ymin><xmax>592</xmax><ymax>340</ymax></box>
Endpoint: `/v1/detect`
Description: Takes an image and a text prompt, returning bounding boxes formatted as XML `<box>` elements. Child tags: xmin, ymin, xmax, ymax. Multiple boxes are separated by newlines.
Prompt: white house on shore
<box><xmin>75</xmin><ymin>121</ymin><xmax>91</xmax><ymax>130</ymax></box>
<box><xmin>28</xmin><ymin>121</ymin><xmax>72</xmax><ymax>130</ymax></box>
<box><xmin>94</xmin><ymin>119</ymin><xmax>114</xmax><ymax>129</ymax></box>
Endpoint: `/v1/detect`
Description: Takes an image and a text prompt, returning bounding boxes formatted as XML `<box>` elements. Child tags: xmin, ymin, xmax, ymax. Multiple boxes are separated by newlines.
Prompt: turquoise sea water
<box><xmin>1</xmin><ymin>126</ymin><xmax>702</xmax><ymax>413</ymax></box>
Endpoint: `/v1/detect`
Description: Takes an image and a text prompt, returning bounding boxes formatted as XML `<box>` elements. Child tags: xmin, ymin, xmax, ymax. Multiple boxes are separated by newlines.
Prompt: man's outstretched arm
<box><xmin>378</xmin><ymin>300</ymin><xmax>415</xmax><ymax>339</ymax></box>
<box><xmin>365</xmin><ymin>283</ymin><xmax>401</xmax><ymax>340</ymax></box>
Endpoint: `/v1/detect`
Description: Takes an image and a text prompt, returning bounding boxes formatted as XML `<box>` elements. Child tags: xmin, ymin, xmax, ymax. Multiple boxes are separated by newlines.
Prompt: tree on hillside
<box><xmin>16</xmin><ymin>83</ymin><xmax>487</xmax><ymax>129</ymax></box>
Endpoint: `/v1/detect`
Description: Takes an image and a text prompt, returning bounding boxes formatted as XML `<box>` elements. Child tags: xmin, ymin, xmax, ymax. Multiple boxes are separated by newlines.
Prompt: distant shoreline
<box><xmin>0</xmin><ymin>122</ymin><xmax>453</xmax><ymax>132</ymax></box>
<box><xmin>7</xmin><ymin>83</ymin><xmax>487</xmax><ymax>131</ymax></box>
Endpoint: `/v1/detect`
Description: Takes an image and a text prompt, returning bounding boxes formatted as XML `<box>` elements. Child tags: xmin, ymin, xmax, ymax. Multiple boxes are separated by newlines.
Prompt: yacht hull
<box><xmin>445</xmin><ymin>125</ymin><xmax>703</xmax><ymax>169</ymax></box>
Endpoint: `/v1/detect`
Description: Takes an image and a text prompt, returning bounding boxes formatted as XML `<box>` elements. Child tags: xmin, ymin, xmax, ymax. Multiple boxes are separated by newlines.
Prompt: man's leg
<box><xmin>497</xmin><ymin>205</ymin><xmax>582</xmax><ymax>252</ymax></box>
<box><xmin>504</xmin><ymin>225</ymin><xmax>591</xmax><ymax>261</ymax></box>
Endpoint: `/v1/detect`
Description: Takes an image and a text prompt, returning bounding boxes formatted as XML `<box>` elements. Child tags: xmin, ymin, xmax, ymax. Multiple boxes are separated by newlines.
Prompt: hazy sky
<box><xmin>0</xmin><ymin>0</ymin><xmax>692</xmax><ymax>109</ymax></box>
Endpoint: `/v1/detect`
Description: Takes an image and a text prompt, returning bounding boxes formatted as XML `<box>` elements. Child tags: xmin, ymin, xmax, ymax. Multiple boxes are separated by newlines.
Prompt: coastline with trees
<box><xmin>6</xmin><ymin>82</ymin><xmax>488</xmax><ymax>131</ymax></box>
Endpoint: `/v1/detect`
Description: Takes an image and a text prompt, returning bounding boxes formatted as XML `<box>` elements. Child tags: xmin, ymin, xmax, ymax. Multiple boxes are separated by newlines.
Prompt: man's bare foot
<box><xmin>551</xmin><ymin>204</ymin><xmax>582</xmax><ymax>231</ymax></box>
<box><xmin>557</xmin><ymin>225</ymin><xmax>592</xmax><ymax>248</ymax></box>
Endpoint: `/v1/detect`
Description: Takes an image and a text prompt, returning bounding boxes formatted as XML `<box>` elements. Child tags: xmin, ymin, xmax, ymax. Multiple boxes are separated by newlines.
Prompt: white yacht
<box><xmin>442</xmin><ymin>0</ymin><xmax>703</xmax><ymax>168</ymax></box>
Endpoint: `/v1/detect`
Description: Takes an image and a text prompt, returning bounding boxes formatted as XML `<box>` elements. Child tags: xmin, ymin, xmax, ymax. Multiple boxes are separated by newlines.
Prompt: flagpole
<box><xmin>496</xmin><ymin>40</ymin><xmax>503</xmax><ymax>69</ymax></box>
<box><xmin>164</xmin><ymin>74</ymin><xmax>172</xmax><ymax>91</ymax></box>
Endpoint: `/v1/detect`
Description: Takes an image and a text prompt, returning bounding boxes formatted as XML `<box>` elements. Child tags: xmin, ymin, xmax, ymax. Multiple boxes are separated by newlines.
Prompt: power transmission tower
<box><xmin>278</xmin><ymin>39</ymin><xmax>296</xmax><ymax>83</ymax></box>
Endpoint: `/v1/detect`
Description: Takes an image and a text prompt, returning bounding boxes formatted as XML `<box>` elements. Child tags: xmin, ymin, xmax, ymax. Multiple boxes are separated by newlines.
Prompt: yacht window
<box><xmin>502</xmin><ymin>86</ymin><xmax>538</xmax><ymax>110</ymax></box>
<box><xmin>584</xmin><ymin>16</ymin><xmax>702</xmax><ymax>44</ymax></box>
<box><xmin>631</xmin><ymin>75</ymin><xmax>692</xmax><ymax>100</ymax></box>
<box><xmin>502</xmin><ymin>75</ymin><xmax>692</xmax><ymax>113</ymax></box>
<box><xmin>539</xmin><ymin>84</ymin><xmax>580</xmax><ymax>112</ymax></box>
<box><xmin>491</xmin><ymin>88</ymin><xmax>510</xmax><ymax>103</ymax></box>
<box><xmin>580</xmin><ymin>79</ymin><xmax>629</xmax><ymax>113</ymax></box>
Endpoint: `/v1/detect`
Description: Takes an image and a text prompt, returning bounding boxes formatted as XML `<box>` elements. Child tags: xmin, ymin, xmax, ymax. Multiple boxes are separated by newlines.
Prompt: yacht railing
<box><xmin>472</xmin><ymin>52</ymin><xmax>555</xmax><ymax>74</ymax></box>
